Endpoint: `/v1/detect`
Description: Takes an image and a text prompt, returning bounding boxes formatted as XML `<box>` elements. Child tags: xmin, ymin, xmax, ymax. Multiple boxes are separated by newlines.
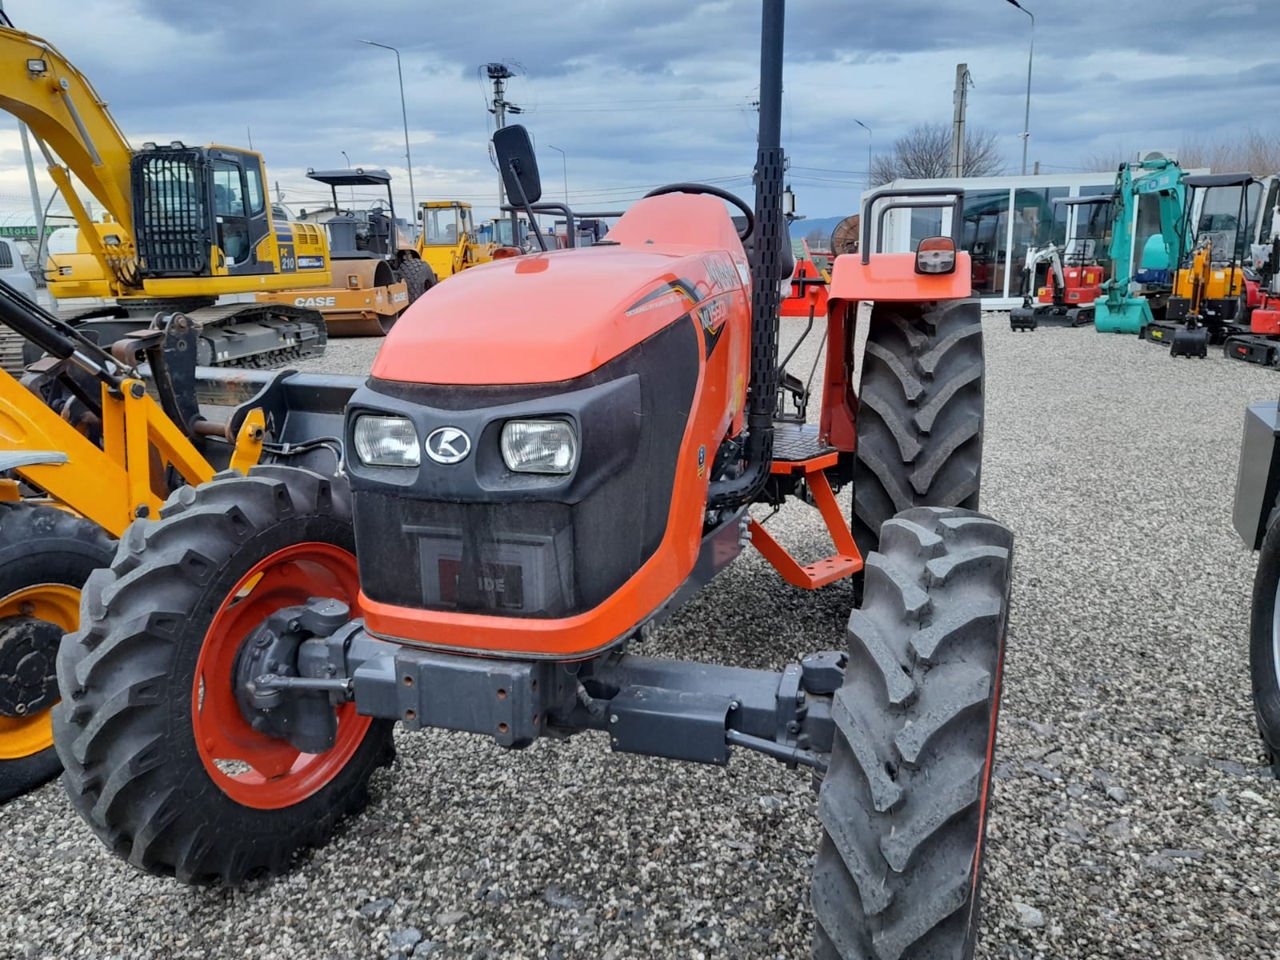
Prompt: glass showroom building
<box><xmin>870</xmin><ymin>168</ymin><xmax>1206</xmax><ymax>309</ymax></box>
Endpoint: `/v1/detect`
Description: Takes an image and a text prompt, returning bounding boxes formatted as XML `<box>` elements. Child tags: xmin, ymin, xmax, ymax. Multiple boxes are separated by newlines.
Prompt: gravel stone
<box><xmin>2</xmin><ymin>315</ymin><xmax>1279</xmax><ymax>958</ymax></box>
<box><xmin>360</xmin><ymin>897</ymin><xmax>395</xmax><ymax>920</ymax></box>
<box><xmin>1012</xmin><ymin>902</ymin><xmax>1045</xmax><ymax>928</ymax></box>
<box><xmin>388</xmin><ymin>928</ymin><xmax>423</xmax><ymax>951</ymax></box>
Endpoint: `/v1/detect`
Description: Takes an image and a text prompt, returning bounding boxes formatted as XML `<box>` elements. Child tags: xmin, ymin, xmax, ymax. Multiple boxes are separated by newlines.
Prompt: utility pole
<box><xmin>17</xmin><ymin>122</ymin><xmax>44</xmax><ymax>247</ymax></box>
<box><xmin>486</xmin><ymin>63</ymin><xmax>522</xmax><ymax>210</ymax></box>
<box><xmin>951</xmin><ymin>63</ymin><xmax>971</xmax><ymax>178</ymax></box>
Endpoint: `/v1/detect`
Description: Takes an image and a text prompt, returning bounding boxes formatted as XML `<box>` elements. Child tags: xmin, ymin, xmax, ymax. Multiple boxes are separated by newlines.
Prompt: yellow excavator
<box><xmin>1</xmin><ymin>22</ymin><xmax>333</xmax><ymax>366</ymax></box>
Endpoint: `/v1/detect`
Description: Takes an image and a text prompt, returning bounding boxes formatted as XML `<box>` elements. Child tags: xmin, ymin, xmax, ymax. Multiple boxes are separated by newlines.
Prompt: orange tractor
<box><xmin>53</xmin><ymin>4</ymin><xmax>1013</xmax><ymax>956</ymax></box>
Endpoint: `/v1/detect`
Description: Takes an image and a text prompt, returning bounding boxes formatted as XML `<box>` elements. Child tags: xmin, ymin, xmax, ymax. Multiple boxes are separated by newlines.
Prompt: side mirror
<box><xmin>492</xmin><ymin>125</ymin><xmax>542</xmax><ymax>205</ymax></box>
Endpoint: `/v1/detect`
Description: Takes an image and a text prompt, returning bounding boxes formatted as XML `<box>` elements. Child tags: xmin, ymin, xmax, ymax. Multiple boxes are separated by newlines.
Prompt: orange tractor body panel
<box><xmin>361</xmin><ymin>193</ymin><xmax>753</xmax><ymax>657</ymax></box>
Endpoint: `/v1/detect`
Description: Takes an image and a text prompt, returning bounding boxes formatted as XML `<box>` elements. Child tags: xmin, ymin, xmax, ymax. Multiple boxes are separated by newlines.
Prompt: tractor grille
<box><xmin>131</xmin><ymin>149</ymin><xmax>210</xmax><ymax>277</ymax></box>
<box><xmin>349</xmin><ymin>318</ymin><xmax>702</xmax><ymax>620</ymax></box>
<box><xmin>355</xmin><ymin>494</ymin><xmax>579</xmax><ymax>617</ymax></box>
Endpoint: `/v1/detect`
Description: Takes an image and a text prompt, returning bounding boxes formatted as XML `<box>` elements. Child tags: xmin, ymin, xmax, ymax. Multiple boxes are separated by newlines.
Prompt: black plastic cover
<box><xmin>1234</xmin><ymin>400</ymin><xmax>1280</xmax><ymax>549</ymax></box>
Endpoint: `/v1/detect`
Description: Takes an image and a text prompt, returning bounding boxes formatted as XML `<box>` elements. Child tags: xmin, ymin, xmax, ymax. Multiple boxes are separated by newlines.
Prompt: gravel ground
<box><xmin>3</xmin><ymin>312</ymin><xmax>1279</xmax><ymax>960</ymax></box>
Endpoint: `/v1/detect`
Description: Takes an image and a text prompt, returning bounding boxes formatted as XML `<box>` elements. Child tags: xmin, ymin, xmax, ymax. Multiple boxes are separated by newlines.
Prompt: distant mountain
<box><xmin>789</xmin><ymin>216</ymin><xmax>848</xmax><ymax>245</ymax></box>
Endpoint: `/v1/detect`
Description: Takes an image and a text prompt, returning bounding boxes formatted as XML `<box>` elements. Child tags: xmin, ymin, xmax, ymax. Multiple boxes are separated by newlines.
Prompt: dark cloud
<box><xmin>1</xmin><ymin>0</ymin><xmax>1277</xmax><ymax>220</ymax></box>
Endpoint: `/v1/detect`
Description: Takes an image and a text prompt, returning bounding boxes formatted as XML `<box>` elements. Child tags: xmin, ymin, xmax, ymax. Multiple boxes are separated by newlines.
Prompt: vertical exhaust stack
<box><xmin>708</xmin><ymin>0</ymin><xmax>785</xmax><ymax>509</ymax></box>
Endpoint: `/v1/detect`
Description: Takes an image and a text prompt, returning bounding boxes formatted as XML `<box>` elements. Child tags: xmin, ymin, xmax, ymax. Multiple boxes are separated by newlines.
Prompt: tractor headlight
<box><xmin>501</xmin><ymin>419</ymin><xmax>578</xmax><ymax>474</ymax></box>
<box><xmin>353</xmin><ymin>415</ymin><xmax>420</xmax><ymax>467</ymax></box>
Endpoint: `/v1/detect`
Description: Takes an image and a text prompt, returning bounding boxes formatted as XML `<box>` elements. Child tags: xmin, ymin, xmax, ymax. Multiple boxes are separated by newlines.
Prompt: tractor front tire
<box><xmin>1249</xmin><ymin>515</ymin><xmax>1280</xmax><ymax>777</ymax></box>
<box><xmin>852</xmin><ymin>299</ymin><xmax>984</xmax><ymax>562</ymax></box>
<box><xmin>812</xmin><ymin>506</ymin><xmax>1013</xmax><ymax>960</ymax></box>
<box><xmin>53</xmin><ymin>465</ymin><xmax>394</xmax><ymax>882</ymax></box>
<box><xmin>0</xmin><ymin>503</ymin><xmax>115</xmax><ymax>803</ymax></box>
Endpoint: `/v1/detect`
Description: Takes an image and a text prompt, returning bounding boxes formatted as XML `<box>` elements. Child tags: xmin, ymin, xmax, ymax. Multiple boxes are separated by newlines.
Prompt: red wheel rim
<box><xmin>192</xmin><ymin>542</ymin><xmax>372</xmax><ymax>810</ymax></box>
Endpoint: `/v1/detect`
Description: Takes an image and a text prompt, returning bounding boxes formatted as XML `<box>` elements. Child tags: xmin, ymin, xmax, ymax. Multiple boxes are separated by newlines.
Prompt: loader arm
<box><xmin>0</xmin><ymin>27</ymin><xmax>134</xmax><ymax>237</ymax></box>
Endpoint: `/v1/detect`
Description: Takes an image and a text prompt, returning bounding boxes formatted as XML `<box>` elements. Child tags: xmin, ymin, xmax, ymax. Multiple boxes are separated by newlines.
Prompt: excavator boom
<box><xmin>0</xmin><ymin>27</ymin><xmax>134</xmax><ymax>236</ymax></box>
<box><xmin>0</xmin><ymin>23</ymin><xmax>330</xmax><ymax>368</ymax></box>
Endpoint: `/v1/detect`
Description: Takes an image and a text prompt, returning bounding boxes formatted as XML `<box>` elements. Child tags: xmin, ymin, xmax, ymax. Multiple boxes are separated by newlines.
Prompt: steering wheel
<box><xmin>643</xmin><ymin>183</ymin><xmax>754</xmax><ymax>240</ymax></box>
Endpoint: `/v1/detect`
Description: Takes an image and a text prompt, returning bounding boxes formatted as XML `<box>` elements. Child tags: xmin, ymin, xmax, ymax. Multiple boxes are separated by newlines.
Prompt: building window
<box><xmin>910</xmin><ymin>208</ymin><xmax>943</xmax><ymax>250</ymax></box>
<box><xmin>960</xmin><ymin>190</ymin><xmax>1010</xmax><ymax>297</ymax></box>
<box><xmin>1012</xmin><ymin>187</ymin><xmax>1068</xmax><ymax>295</ymax></box>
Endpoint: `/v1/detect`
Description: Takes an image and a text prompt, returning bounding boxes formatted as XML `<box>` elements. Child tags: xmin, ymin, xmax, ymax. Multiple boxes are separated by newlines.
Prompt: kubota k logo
<box><xmin>425</xmin><ymin>426</ymin><xmax>471</xmax><ymax>464</ymax></box>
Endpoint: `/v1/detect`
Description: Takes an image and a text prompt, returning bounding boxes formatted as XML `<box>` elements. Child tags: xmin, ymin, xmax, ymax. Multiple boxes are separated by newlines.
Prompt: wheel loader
<box><xmin>0</xmin><ymin>279</ymin><xmax>358</xmax><ymax>802</ymax></box>
<box><xmin>53</xmin><ymin>4</ymin><xmax>1015</xmax><ymax>957</ymax></box>
<box><xmin>1</xmin><ymin>21</ymin><xmax>332</xmax><ymax>367</ymax></box>
<box><xmin>415</xmin><ymin>201</ymin><xmax>494</xmax><ymax>280</ymax></box>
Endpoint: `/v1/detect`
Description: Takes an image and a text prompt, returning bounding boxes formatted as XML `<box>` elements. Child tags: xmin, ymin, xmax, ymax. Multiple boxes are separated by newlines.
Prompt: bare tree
<box><xmin>1081</xmin><ymin>130</ymin><xmax>1280</xmax><ymax>175</ymax></box>
<box><xmin>1079</xmin><ymin>147</ymin><xmax>1130</xmax><ymax>173</ymax></box>
<box><xmin>869</xmin><ymin>122</ymin><xmax>1005</xmax><ymax>185</ymax></box>
<box><xmin>1179</xmin><ymin>129</ymin><xmax>1280</xmax><ymax>174</ymax></box>
<box><xmin>803</xmin><ymin>227</ymin><xmax>827</xmax><ymax>247</ymax></box>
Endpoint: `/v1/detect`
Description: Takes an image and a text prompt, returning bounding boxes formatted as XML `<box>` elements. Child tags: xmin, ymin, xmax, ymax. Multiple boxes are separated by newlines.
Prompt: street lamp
<box><xmin>340</xmin><ymin>150</ymin><xmax>355</xmax><ymax>205</ymax></box>
<box><xmin>1005</xmin><ymin>0</ymin><xmax>1034</xmax><ymax>176</ymax></box>
<box><xmin>359</xmin><ymin>39</ymin><xmax>417</xmax><ymax>212</ymax></box>
<box><xmin>547</xmin><ymin>144</ymin><xmax>568</xmax><ymax>207</ymax></box>
<box><xmin>852</xmin><ymin>118</ymin><xmax>872</xmax><ymax>186</ymax></box>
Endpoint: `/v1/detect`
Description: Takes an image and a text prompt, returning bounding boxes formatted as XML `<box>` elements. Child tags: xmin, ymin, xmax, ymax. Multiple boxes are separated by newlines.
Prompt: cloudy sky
<box><xmin>0</xmin><ymin>0</ymin><xmax>1276</xmax><ymax>225</ymax></box>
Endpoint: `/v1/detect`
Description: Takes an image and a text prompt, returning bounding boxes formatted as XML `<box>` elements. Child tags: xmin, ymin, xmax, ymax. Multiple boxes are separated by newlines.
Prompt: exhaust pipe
<box><xmin>708</xmin><ymin>0</ymin><xmax>784</xmax><ymax>509</ymax></box>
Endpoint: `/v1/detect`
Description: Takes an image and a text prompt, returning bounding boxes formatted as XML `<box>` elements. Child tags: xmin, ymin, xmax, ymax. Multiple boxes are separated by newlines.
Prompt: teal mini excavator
<box><xmin>1094</xmin><ymin>157</ymin><xmax>1187</xmax><ymax>334</ymax></box>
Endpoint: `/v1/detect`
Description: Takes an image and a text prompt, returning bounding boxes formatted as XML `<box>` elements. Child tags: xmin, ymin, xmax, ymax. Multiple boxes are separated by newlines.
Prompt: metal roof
<box><xmin>306</xmin><ymin>168</ymin><xmax>393</xmax><ymax>187</ymax></box>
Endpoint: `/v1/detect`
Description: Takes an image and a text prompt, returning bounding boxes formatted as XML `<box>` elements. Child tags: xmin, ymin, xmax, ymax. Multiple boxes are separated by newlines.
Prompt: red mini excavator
<box><xmin>54</xmin><ymin>4</ymin><xmax>1014</xmax><ymax>958</ymax></box>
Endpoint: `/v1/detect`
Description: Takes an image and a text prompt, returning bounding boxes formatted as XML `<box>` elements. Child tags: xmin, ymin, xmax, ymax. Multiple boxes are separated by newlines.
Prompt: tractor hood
<box><xmin>371</xmin><ymin>195</ymin><xmax>749</xmax><ymax>386</ymax></box>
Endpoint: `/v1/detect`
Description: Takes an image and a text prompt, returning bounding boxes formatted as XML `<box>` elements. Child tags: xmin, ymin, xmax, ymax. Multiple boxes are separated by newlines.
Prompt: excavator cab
<box><xmin>132</xmin><ymin>143</ymin><xmax>274</xmax><ymax>277</ymax></box>
<box><xmin>1165</xmin><ymin>173</ymin><xmax>1262</xmax><ymax>355</ymax></box>
<box><xmin>1009</xmin><ymin>195</ymin><xmax>1110</xmax><ymax>330</ymax></box>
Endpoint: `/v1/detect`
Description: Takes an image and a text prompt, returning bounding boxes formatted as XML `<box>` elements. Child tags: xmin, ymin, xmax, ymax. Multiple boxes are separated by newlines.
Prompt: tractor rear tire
<box><xmin>1249</xmin><ymin>514</ymin><xmax>1280</xmax><ymax>777</ymax></box>
<box><xmin>0</xmin><ymin>503</ymin><xmax>115</xmax><ymax>804</ymax></box>
<box><xmin>398</xmin><ymin>258</ymin><xmax>437</xmax><ymax>306</ymax></box>
<box><xmin>811</xmin><ymin>506</ymin><xmax>1013</xmax><ymax>960</ymax></box>
<box><xmin>851</xmin><ymin>299</ymin><xmax>984</xmax><ymax>562</ymax></box>
<box><xmin>53</xmin><ymin>465</ymin><xmax>394</xmax><ymax>882</ymax></box>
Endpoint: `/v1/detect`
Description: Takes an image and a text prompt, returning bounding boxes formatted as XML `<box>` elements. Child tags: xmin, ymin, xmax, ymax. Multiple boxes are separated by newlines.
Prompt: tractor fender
<box><xmin>827</xmin><ymin>251</ymin><xmax>972</xmax><ymax>305</ymax></box>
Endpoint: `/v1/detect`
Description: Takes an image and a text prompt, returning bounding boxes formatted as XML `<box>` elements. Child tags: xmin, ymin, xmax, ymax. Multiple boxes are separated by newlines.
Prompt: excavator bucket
<box><xmin>1093</xmin><ymin>296</ymin><xmax>1152</xmax><ymax>335</ymax></box>
<box><xmin>1009</xmin><ymin>305</ymin><xmax>1037</xmax><ymax>331</ymax></box>
<box><xmin>1170</xmin><ymin>325</ymin><xmax>1209</xmax><ymax>358</ymax></box>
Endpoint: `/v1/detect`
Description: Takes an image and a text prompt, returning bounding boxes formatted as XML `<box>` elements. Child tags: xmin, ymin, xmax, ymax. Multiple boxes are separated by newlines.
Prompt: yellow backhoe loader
<box><xmin>0</xmin><ymin>278</ymin><xmax>357</xmax><ymax>802</ymax></box>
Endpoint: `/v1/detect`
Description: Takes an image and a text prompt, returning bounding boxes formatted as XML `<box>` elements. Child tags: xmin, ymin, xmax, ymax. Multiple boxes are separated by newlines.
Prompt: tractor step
<box><xmin>770</xmin><ymin>422</ymin><xmax>834</xmax><ymax>464</ymax></box>
<box><xmin>750</xmin><ymin>423</ymin><xmax>861</xmax><ymax>589</ymax></box>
